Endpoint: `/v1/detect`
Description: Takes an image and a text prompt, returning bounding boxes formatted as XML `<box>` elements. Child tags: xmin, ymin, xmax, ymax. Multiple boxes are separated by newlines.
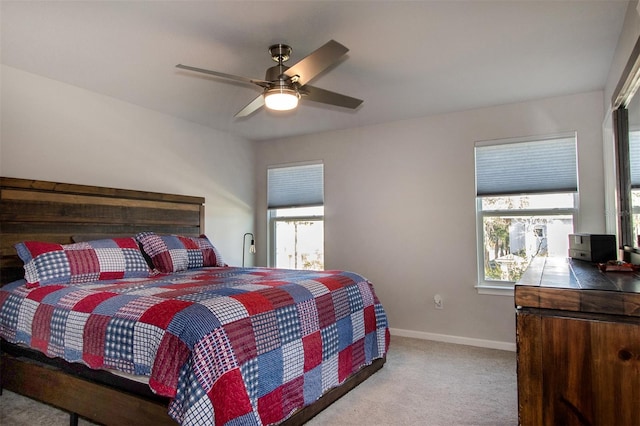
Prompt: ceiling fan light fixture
<box><xmin>264</xmin><ymin>87</ymin><xmax>300</xmax><ymax>111</ymax></box>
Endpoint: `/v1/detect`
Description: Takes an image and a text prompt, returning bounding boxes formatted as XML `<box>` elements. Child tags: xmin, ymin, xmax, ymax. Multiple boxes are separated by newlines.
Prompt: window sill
<box><xmin>475</xmin><ymin>285</ymin><xmax>514</xmax><ymax>297</ymax></box>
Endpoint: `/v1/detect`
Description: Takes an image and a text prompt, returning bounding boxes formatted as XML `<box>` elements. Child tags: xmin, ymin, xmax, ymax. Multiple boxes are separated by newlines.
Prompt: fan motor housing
<box><xmin>265</xmin><ymin>64</ymin><xmax>291</xmax><ymax>83</ymax></box>
<box><xmin>269</xmin><ymin>44</ymin><xmax>292</xmax><ymax>62</ymax></box>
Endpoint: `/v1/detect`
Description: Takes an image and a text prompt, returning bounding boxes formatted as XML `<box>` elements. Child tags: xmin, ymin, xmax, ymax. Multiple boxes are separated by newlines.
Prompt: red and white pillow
<box><xmin>15</xmin><ymin>237</ymin><xmax>151</xmax><ymax>288</ymax></box>
<box><xmin>135</xmin><ymin>232</ymin><xmax>225</xmax><ymax>273</ymax></box>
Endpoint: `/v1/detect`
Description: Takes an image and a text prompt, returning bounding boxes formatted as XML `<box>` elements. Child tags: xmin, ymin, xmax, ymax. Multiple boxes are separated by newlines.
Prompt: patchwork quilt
<box><xmin>0</xmin><ymin>267</ymin><xmax>389</xmax><ymax>425</ymax></box>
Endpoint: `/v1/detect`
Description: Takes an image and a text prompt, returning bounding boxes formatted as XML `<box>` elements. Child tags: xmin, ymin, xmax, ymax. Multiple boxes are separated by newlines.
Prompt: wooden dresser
<box><xmin>515</xmin><ymin>257</ymin><xmax>640</xmax><ymax>426</ymax></box>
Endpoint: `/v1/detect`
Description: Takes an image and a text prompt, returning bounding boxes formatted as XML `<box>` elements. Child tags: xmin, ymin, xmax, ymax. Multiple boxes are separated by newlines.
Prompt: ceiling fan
<box><xmin>176</xmin><ymin>40</ymin><xmax>363</xmax><ymax>117</ymax></box>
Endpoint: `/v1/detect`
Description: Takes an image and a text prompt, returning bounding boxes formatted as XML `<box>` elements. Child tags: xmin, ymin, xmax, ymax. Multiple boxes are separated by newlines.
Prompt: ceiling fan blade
<box><xmin>235</xmin><ymin>94</ymin><xmax>265</xmax><ymax>117</ymax></box>
<box><xmin>302</xmin><ymin>85</ymin><xmax>363</xmax><ymax>109</ymax></box>
<box><xmin>284</xmin><ymin>40</ymin><xmax>348</xmax><ymax>86</ymax></box>
<box><xmin>176</xmin><ymin>64</ymin><xmax>270</xmax><ymax>88</ymax></box>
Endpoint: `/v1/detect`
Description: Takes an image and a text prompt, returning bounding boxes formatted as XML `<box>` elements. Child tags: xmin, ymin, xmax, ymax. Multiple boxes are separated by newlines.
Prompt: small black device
<box><xmin>568</xmin><ymin>234</ymin><xmax>617</xmax><ymax>263</ymax></box>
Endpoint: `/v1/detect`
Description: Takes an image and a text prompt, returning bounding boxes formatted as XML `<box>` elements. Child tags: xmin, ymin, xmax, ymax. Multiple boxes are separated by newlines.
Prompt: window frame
<box><xmin>266</xmin><ymin>161</ymin><xmax>325</xmax><ymax>269</ymax></box>
<box><xmin>268</xmin><ymin>209</ymin><xmax>325</xmax><ymax>268</ymax></box>
<box><xmin>475</xmin><ymin>196</ymin><xmax>577</xmax><ymax>294</ymax></box>
<box><xmin>474</xmin><ymin>133</ymin><xmax>579</xmax><ymax>295</ymax></box>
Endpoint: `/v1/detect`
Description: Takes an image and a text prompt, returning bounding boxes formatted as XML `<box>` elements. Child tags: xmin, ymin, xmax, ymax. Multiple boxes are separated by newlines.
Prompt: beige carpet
<box><xmin>0</xmin><ymin>336</ymin><xmax>517</xmax><ymax>425</ymax></box>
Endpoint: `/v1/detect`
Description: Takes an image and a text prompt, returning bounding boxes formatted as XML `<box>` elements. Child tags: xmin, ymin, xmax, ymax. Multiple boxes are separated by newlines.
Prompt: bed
<box><xmin>0</xmin><ymin>177</ymin><xmax>389</xmax><ymax>426</ymax></box>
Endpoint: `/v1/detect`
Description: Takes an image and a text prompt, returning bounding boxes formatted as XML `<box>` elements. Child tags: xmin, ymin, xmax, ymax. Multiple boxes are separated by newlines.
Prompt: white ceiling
<box><xmin>1</xmin><ymin>1</ymin><xmax>629</xmax><ymax>141</ymax></box>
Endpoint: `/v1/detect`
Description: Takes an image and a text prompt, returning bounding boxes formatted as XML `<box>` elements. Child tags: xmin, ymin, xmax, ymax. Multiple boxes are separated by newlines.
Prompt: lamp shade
<box><xmin>264</xmin><ymin>88</ymin><xmax>299</xmax><ymax>111</ymax></box>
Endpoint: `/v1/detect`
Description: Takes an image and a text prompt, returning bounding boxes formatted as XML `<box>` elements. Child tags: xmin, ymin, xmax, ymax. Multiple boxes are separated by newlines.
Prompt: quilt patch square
<box><xmin>169</xmin><ymin>249</ymin><xmax>189</xmax><ymax>273</ymax></box>
<box><xmin>336</xmin><ymin>315</ymin><xmax>354</xmax><ymax>352</ymax></box>
<box><xmin>201</xmin><ymin>297</ymin><xmax>249</xmax><ymax>325</ymax></box>
<box><xmin>32</xmin><ymin>304</ymin><xmax>55</xmax><ymax>348</ymax></box>
<box><xmin>258</xmin><ymin>287</ymin><xmax>294</xmax><ymax>309</ymax></box>
<box><xmin>302</xmin><ymin>331</ymin><xmax>322</xmax><ymax>372</ymax></box>
<box><xmin>93</xmin><ymin>294</ymin><xmax>137</xmax><ymax>316</ymax></box>
<box><xmin>358</xmin><ymin>281</ymin><xmax>375</xmax><ymax>307</ymax></box>
<box><xmin>139</xmin><ymin>299</ymin><xmax>194</xmax><ymax>329</ymax></box>
<box><xmin>281</xmin><ymin>339</ymin><xmax>304</xmax><ymax>383</ymax></box>
<box><xmin>252</xmin><ymin>311</ymin><xmax>280</xmax><ymax>355</ymax></box>
<box><xmin>0</xmin><ymin>293</ymin><xmax>20</xmax><ymax>333</ymax></box>
<box><xmin>66</xmin><ymin>248</ymin><xmax>100</xmax><ymax>277</ymax></box>
<box><xmin>82</xmin><ymin>314</ymin><xmax>111</xmax><ymax>367</ymax></box>
<box><xmin>320</xmin><ymin>323</ymin><xmax>339</xmax><ymax>361</ymax></box>
<box><xmin>64</xmin><ymin>310</ymin><xmax>90</xmax><ymax>355</ymax></box>
<box><xmin>320</xmin><ymin>354</ymin><xmax>339</xmax><ymax>392</ymax></box>
<box><xmin>105</xmin><ymin>317</ymin><xmax>135</xmax><ymax>363</ymax></box>
<box><xmin>240</xmin><ymin>358</ymin><xmax>259</xmax><ymax>401</ymax></box>
<box><xmin>345</xmin><ymin>283</ymin><xmax>365</xmax><ymax>312</ymax></box>
<box><xmin>280</xmin><ymin>283</ymin><xmax>314</xmax><ymax>304</ymax></box>
<box><xmin>179</xmin><ymin>392</ymin><xmax>214</xmax><ymax>426</ymax></box>
<box><xmin>209</xmin><ymin>368</ymin><xmax>254</xmax><ymax>426</ymax></box>
<box><xmin>34</xmin><ymin>251</ymin><xmax>71</xmax><ymax>284</ymax></box>
<box><xmin>231</xmin><ymin>292</ymin><xmax>274</xmax><ymax>316</ymax></box>
<box><xmin>257</xmin><ymin>387</ymin><xmax>283</xmax><ymax>425</ymax></box>
<box><xmin>168</xmin><ymin>304</ymin><xmax>222</xmax><ymax>348</ymax></box>
<box><xmin>364</xmin><ymin>305</ymin><xmax>377</xmax><ymax>334</ymax></box>
<box><xmin>256</xmin><ymin>347</ymin><xmax>284</xmax><ymax>397</ymax></box>
<box><xmin>193</xmin><ymin>327</ymin><xmax>237</xmax><ymax>393</ymax></box>
<box><xmin>118</xmin><ymin>296</ymin><xmax>164</xmax><ymax>321</ymax></box>
<box><xmin>300</xmin><ymin>280</ymin><xmax>330</xmax><ymax>298</ymax></box>
<box><xmin>275</xmin><ymin>305</ymin><xmax>301</xmax><ymax>345</ymax></box>
<box><xmin>338</xmin><ymin>346</ymin><xmax>354</xmax><ymax>382</ymax></box>
<box><xmin>94</xmin><ymin>248</ymin><xmax>126</xmax><ymax>272</ymax></box>
<box><xmin>296</xmin><ymin>299</ymin><xmax>319</xmax><ymax>336</ymax></box>
<box><xmin>48</xmin><ymin>307</ymin><xmax>70</xmax><ymax>357</ymax></box>
<box><xmin>331</xmin><ymin>287</ymin><xmax>351</xmax><ymax>320</ymax></box>
<box><xmin>151</xmin><ymin>333</ymin><xmax>190</xmax><ymax>394</ymax></box>
<box><xmin>315</xmin><ymin>293</ymin><xmax>336</xmax><ymax>329</ymax></box>
<box><xmin>16</xmin><ymin>298</ymin><xmax>39</xmax><ymax>341</ymax></box>
<box><xmin>133</xmin><ymin>321</ymin><xmax>164</xmax><ymax>375</ymax></box>
<box><xmin>224</xmin><ymin>317</ymin><xmax>257</xmax><ymax>365</ymax></box>
<box><xmin>281</xmin><ymin>376</ymin><xmax>305</xmax><ymax>420</ymax></box>
<box><xmin>303</xmin><ymin>365</ymin><xmax>323</xmax><ymax>405</ymax></box>
<box><xmin>351</xmin><ymin>337</ymin><xmax>366</xmax><ymax>370</ymax></box>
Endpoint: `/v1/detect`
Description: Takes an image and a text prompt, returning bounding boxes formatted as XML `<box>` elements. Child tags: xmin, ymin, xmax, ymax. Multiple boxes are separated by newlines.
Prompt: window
<box><xmin>630</xmin><ymin>130</ymin><xmax>640</xmax><ymax>246</ymax></box>
<box><xmin>475</xmin><ymin>134</ymin><xmax>578</xmax><ymax>290</ymax></box>
<box><xmin>268</xmin><ymin>163</ymin><xmax>324</xmax><ymax>270</ymax></box>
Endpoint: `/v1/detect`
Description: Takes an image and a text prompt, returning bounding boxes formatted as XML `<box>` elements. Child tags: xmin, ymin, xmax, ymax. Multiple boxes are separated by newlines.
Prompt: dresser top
<box><xmin>515</xmin><ymin>257</ymin><xmax>640</xmax><ymax>317</ymax></box>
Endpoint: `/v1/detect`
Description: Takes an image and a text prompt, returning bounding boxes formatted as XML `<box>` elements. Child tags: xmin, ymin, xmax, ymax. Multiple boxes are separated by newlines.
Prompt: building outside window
<box><xmin>475</xmin><ymin>134</ymin><xmax>578</xmax><ymax>289</ymax></box>
<box><xmin>267</xmin><ymin>162</ymin><xmax>324</xmax><ymax>270</ymax></box>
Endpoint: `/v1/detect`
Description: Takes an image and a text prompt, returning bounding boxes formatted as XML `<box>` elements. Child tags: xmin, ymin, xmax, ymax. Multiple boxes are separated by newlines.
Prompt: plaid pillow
<box><xmin>15</xmin><ymin>238</ymin><xmax>151</xmax><ymax>288</ymax></box>
<box><xmin>135</xmin><ymin>232</ymin><xmax>225</xmax><ymax>273</ymax></box>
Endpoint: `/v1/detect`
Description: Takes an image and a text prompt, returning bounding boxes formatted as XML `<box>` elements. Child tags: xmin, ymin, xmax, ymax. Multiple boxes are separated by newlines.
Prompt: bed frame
<box><xmin>0</xmin><ymin>177</ymin><xmax>385</xmax><ymax>425</ymax></box>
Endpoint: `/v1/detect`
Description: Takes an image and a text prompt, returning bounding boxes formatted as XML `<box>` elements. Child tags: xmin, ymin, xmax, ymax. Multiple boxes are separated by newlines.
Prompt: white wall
<box><xmin>0</xmin><ymin>66</ymin><xmax>255</xmax><ymax>266</ymax></box>
<box><xmin>604</xmin><ymin>1</ymin><xmax>639</xmax><ymax>106</ymax></box>
<box><xmin>255</xmin><ymin>91</ymin><xmax>605</xmax><ymax>348</ymax></box>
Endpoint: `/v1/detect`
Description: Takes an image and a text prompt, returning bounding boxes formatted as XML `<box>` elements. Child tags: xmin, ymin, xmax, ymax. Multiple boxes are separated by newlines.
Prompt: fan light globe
<box><xmin>264</xmin><ymin>88</ymin><xmax>299</xmax><ymax>111</ymax></box>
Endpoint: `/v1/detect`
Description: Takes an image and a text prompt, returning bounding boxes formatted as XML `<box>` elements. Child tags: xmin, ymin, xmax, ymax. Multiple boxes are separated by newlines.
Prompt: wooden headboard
<box><xmin>0</xmin><ymin>177</ymin><xmax>205</xmax><ymax>285</ymax></box>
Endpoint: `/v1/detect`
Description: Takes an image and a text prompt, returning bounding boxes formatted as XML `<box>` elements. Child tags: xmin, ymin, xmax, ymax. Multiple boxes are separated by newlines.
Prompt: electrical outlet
<box><xmin>434</xmin><ymin>294</ymin><xmax>443</xmax><ymax>309</ymax></box>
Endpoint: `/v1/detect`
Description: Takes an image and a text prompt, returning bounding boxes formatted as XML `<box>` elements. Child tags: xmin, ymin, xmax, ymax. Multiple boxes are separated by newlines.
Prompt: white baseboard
<box><xmin>389</xmin><ymin>327</ymin><xmax>516</xmax><ymax>352</ymax></box>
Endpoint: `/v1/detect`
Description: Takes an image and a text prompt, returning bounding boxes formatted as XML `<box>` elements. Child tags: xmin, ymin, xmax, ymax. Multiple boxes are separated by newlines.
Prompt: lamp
<box><xmin>242</xmin><ymin>232</ymin><xmax>256</xmax><ymax>267</ymax></box>
<box><xmin>264</xmin><ymin>87</ymin><xmax>299</xmax><ymax>111</ymax></box>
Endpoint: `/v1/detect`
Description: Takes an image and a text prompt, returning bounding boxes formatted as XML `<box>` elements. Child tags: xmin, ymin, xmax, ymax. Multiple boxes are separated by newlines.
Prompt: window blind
<box><xmin>475</xmin><ymin>135</ymin><xmax>577</xmax><ymax>196</ymax></box>
<box><xmin>268</xmin><ymin>163</ymin><xmax>324</xmax><ymax>209</ymax></box>
<box><xmin>630</xmin><ymin>130</ymin><xmax>640</xmax><ymax>188</ymax></box>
